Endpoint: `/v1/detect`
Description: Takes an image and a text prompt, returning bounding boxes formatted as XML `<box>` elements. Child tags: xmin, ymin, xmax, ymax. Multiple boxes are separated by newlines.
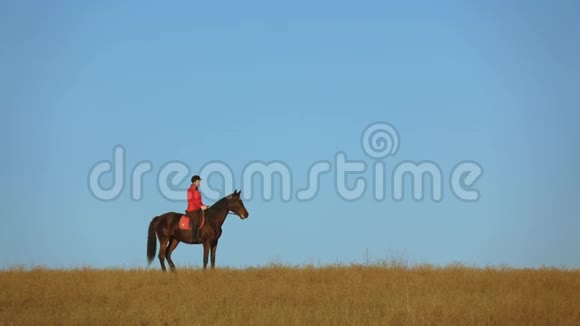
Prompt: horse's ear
<box><xmin>234</xmin><ymin>189</ymin><xmax>240</xmax><ymax>197</ymax></box>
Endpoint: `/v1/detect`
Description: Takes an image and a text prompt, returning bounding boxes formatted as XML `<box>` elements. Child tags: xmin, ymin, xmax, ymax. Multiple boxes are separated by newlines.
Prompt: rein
<box><xmin>205</xmin><ymin>205</ymin><xmax>238</xmax><ymax>216</ymax></box>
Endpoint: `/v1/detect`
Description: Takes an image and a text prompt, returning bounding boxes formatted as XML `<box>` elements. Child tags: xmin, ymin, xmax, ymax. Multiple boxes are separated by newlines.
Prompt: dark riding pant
<box><xmin>185</xmin><ymin>209</ymin><xmax>202</xmax><ymax>242</ymax></box>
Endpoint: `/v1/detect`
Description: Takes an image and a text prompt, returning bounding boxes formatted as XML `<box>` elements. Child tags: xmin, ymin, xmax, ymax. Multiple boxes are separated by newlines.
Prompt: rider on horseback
<box><xmin>186</xmin><ymin>175</ymin><xmax>208</xmax><ymax>242</ymax></box>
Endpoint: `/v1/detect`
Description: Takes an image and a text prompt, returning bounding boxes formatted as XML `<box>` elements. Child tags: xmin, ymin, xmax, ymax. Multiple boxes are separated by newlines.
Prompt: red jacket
<box><xmin>187</xmin><ymin>185</ymin><xmax>204</xmax><ymax>211</ymax></box>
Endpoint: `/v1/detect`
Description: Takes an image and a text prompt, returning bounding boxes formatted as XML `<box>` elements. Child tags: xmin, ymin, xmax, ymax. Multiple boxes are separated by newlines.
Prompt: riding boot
<box><xmin>191</xmin><ymin>214</ymin><xmax>198</xmax><ymax>242</ymax></box>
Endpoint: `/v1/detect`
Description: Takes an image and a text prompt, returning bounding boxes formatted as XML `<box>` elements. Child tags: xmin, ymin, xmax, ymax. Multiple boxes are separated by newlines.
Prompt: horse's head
<box><xmin>227</xmin><ymin>190</ymin><xmax>249</xmax><ymax>219</ymax></box>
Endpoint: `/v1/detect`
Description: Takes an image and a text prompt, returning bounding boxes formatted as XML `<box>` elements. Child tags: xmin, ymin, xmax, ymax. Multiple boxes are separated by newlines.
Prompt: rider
<box><xmin>186</xmin><ymin>175</ymin><xmax>208</xmax><ymax>241</ymax></box>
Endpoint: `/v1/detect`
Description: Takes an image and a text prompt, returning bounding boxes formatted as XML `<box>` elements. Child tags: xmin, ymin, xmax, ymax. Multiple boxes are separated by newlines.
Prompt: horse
<box><xmin>147</xmin><ymin>190</ymin><xmax>249</xmax><ymax>271</ymax></box>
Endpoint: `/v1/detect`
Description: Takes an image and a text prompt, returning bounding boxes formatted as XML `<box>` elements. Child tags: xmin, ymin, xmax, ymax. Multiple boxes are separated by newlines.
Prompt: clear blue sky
<box><xmin>1</xmin><ymin>0</ymin><xmax>579</xmax><ymax>269</ymax></box>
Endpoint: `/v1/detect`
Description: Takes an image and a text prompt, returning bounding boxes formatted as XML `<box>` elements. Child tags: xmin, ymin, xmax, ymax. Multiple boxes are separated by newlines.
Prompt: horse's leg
<box><xmin>202</xmin><ymin>242</ymin><xmax>210</xmax><ymax>270</ymax></box>
<box><xmin>158</xmin><ymin>237</ymin><xmax>169</xmax><ymax>272</ymax></box>
<box><xmin>210</xmin><ymin>239</ymin><xmax>219</xmax><ymax>269</ymax></box>
<box><xmin>166</xmin><ymin>239</ymin><xmax>180</xmax><ymax>272</ymax></box>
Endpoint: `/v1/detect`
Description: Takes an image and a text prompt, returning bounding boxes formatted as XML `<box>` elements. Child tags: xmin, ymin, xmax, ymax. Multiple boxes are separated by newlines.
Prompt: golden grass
<box><xmin>1</xmin><ymin>264</ymin><xmax>579</xmax><ymax>325</ymax></box>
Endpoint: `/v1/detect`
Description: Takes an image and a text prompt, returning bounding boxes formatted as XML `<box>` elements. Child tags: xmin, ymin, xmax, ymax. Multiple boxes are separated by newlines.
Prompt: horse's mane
<box><xmin>206</xmin><ymin>194</ymin><xmax>232</xmax><ymax>218</ymax></box>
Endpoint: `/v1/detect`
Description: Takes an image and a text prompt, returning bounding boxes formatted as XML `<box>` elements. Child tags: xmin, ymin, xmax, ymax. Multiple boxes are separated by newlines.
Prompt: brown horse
<box><xmin>147</xmin><ymin>190</ymin><xmax>249</xmax><ymax>271</ymax></box>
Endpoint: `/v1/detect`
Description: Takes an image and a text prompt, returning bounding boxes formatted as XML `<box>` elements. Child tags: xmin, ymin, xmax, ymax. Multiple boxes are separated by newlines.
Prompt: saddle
<box><xmin>179</xmin><ymin>210</ymin><xmax>206</xmax><ymax>231</ymax></box>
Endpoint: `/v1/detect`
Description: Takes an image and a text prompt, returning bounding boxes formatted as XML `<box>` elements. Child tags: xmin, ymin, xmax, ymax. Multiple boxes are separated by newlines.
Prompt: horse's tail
<box><xmin>147</xmin><ymin>216</ymin><xmax>160</xmax><ymax>265</ymax></box>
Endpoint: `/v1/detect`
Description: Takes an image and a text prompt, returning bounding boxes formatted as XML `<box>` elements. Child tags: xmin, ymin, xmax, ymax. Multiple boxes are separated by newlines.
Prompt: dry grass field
<box><xmin>1</xmin><ymin>263</ymin><xmax>579</xmax><ymax>325</ymax></box>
